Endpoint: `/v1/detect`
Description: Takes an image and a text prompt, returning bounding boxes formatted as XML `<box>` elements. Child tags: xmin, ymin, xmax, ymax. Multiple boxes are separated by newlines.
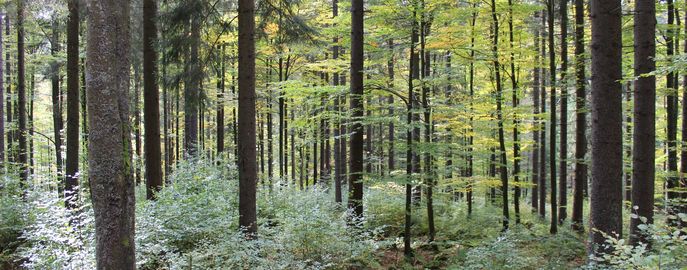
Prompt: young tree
<box><xmin>348</xmin><ymin>0</ymin><xmax>364</xmax><ymax>219</ymax></box>
<box><xmin>86</xmin><ymin>0</ymin><xmax>135</xmax><ymax>267</ymax></box>
<box><xmin>143</xmin><ymin>0</ymin><xmax>163</xmax><ymax>199</ymax></box>
<box><xmin>629</xmin><ymin>0</ymin><xmax>655</xmax><ymax>246</ymax></box>
<box><xmin>491</xmin><ymin>0</ymin><xmax>509</xmax><ymax>231</ymax></box>
<box><xmin>571</xmin><ymin>0</ymin><xmax>587</xmax><ymax>232</ymax></box>
<box><xmin>589</xmin><ymin>0</ymin><xmax>623</xmax><ymax>256</ymax></box>
<box><xmin>238</xmin><ymin>0</ymin><xmax>258</xmax><ymax>234</ymax></box>
<box><xmin>65</xmin><ymin>0</ymin><xmax>80</xmax><ymax>208</ymax></box>
<box><xmin>547</xmin><ymin>0</ymin><xmax>557</xmax><ymax>234</ymax></box>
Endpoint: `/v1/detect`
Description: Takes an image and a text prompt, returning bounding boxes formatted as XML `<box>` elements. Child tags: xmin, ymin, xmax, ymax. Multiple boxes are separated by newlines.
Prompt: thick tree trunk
<box><xmin>143</xmin><ymin>0</ymin><xmax>162</xmax><ymax>199</ymax></box>
<box><xmin>349</xmin><ymin>0</ymin><xmax>364</xmax><ymax>219</ymax></box>
<box><xmin>629</xmin><ymin>0</ymin><xmax>655</xmax><ymax>246</ymax></box>
<box><xmin>571</xmin><ymin>0</ymin><xmax>587</xmax><ymax>232</ymax></box>
<box><xmin>65</xmin><ymin>0</ymin><xmax>80</xmax><ymax>207</ymax></box>
<box><xmin>589</xmin><ymin>0</ymin><xmax>623</xmax><ymax>255</ymax></box>
<box><xmin>85</xmin><ymin>0</ymin><xmax>135</xmax><ymax>267</ymax></box>
<box><xmin>238</xmin><ymin>0</ymin><xmax>257</xmax><ymax>235</ymax></box>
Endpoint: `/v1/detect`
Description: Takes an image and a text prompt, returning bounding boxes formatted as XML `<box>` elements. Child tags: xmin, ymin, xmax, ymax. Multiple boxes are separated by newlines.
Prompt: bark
<box><xmin>238</xmin><ymin>0</ymin><xmax>258</xmax><ymax>234</ymax></box>
<box><xmin>547</xmin><ymin>0</ymin><xmax>558</xmax><ymax>234</ymax></box>
<box><xmin>571</xmin><ymin>0</ymin><xmax>587</xmax><ymax>232</ymax></box>
<box><xmin>589</xmin><ymin>0</ymin><xmax>623</xmax><ymax>255</ymax></box>
<box><xmin>333</xmin><ymin>0</ymin><xmax>342</xmax><ymax>202</ymax></box>
<box><xmin>184</xmin><ymin>12</ymin><xmax>200</xmax><ymax>156</ymax></box>
<box><xmin>5</xmin><ymin>15</ymin><xmax>11</xmax><ymax>165</ymax></box>
<box><xmin>508</xmin><ymin>0</ymin><xmax>520</xmax><ymax>224</ymax></box>
<box><xmin>217</xmin><ymin>46</ymin><xmax>225</xmax><ymax>154</ymax></box>
<box><xmin>491</xmin><ymin>0</ymin><xmax>509</xmax><ymax>231</ymax></box>
<box><xmin>0</xmin><ymin>13</ymin><xmax>4</xmax><ymax>168</ymax></box>
<box><xmin>143</xmin><ymin>0</ymin><xmax>162</xmax><ymax>199</ymax></box>
<box><xmin>558</xmin><ymin>0</ymin><xmax>569</xmax><ymax>225</ymax></box>
<box><xmin>629</xmin><ymin>0</ymin><xmax>655</xmax><ymax>246</ymax></box>
<box><xmin>86</xmin><ymin>0</ymin><xmax>135</xmax><ymax>267</ymax></box>
<box><xmin>51</xmin><ymin>19</ymin><xmax>64</xmax><ymax>191</ymax></box>
<box><xmin>65</xmin><ymin>0</ymin><xmax>80</xmax><ymax>207</ymax></box>
<box><xmin>531</xmin><ymin>11</ymin><xmax>540</xmax><ymax>213</ymax></box>
<box><xmin>17</xmin><ymin>0</ymin><xmax>27</xmax><ymax>188</ymax></box>
<box><xmin>539</xmin><ymin>11</ymin><xmax>547</xmax><ymax>218</ymax></box>
<box><xmin>666</xmin><ymin>0</ymin><xmax>680</xmax><ymax>227</ymax></box>
<box><xmin>349</xmin><ymin>0</ymin><xmax>365</xmax><ymax>219</ymax></box>
<box><xmin>467</xmin><ymin>5</ymin><xmax>477</xmax><ymax>216</ymax></box>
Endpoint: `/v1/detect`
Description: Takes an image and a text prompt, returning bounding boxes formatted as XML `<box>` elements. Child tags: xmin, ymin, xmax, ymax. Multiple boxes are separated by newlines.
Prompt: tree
<box><xmin>665</xmin><ymin>0</ymin><xmax>680</xmax><ymax>226</ymax></box>
<box><xmin>17</xmin><ymin>0</ymin><xmax>27</xmax><ymax>188</ymax></box>
<box><xmin>491</xmin><ymin>0</ymin><xmax>509</xmax><ymax>231</ymax></box>
<box><xmin>558</xmin><ymin>0</ymin><xmax>569</xmax><ymax>225</ymax></box>
<box><xmin>531</xmin><ymin>10</ymin><xmax>540</xmax><ymax>214</ymax></box>
<box><xmin>0</xmin><ymin>13</ymin><xmax>4</xmax><ymax>170</ymax></box>
<box><xmin>571</xmin><ymin>0</ymin><xmax>586</xmax><ymax>232</ymax></box>
<box><xmin>238</xmin><ymin>0</ymin><xmax>258</xmax><ymax>234</ymax></box>
<box><xmin>143</xmin><ymin>0</ymin><xmax>163</xmax><ymax>199</ymax></box>
<box><xmin>65</xmin><ymin>0</ymin><xmax>80</xmax><ymax>208</ymax></box>
<box><xmin>629</xmin><ymin>0</ymin><xmax>655</xmax><ymax>246</ymax></box>
<box><xmin>185</xmin><ymin>1</ymin><xmax>202</xmax><ymax>156</ymax></box>
<box><xmin>348</xmin><ymin>0</ymin><xmax>364</xmax><ymax>219</ymax></box>
<box><xmin>589</xmin><ymin>0</ymin><xmax>622</xmax><ymax>256</ymax></box>
<box><xmin>547</xmin><ymin>0</ymin><xmax>557</xmax><ymax>234</ymax></box>
<box><xmin>86</xmin><ymin>0</ymin><xmax>136</xmax><ymax>267</ymax></box>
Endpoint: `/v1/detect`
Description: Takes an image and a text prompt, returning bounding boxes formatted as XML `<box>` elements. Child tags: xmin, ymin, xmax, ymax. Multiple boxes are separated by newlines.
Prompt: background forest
<box><xmin>0</xmin><ymin>0</ymin><xmax>686</xmax><ymax>269</ymax></box>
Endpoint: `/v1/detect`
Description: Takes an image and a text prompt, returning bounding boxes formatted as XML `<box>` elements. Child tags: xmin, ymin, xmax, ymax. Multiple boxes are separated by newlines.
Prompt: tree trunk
<box><xmin>143</xmin><ymin>0</ymin><xmax>162</xmax><ymax>199</ymax></box>
<box><xmin>629</xmin><ymin>0</ymin><xmax>655</xmax><ymax>246</ymax></box>
<box><xmin>539</xmin><ymin>11</ymin><xmax>547</xmax><ymax>218</ymax></box>
<box><xmin>17</xmin><ymin>0</ymin><xmax>27</xmax><ymax>189</ymax></box>
<box><xmin>531</xmin><ymin>11</ymin><xmax>540</xmax><ymax>213</ymax></box>
<box><xmin>666</xmin><ymin>0</ymin><xmax>680</xmax><ymax>227</ymax></box>
<box><xmin>571</xmin><ymin>0</ymin><xmax>587</xmax><ymax>232</ymax></box>
<box><xmin>238</xmin><ymin>0</ymin><xmax>257</xmax><ymax>235</ymax></box>
<box><xmin>558</xmin><ymin>0</ymin><xmax>569</xmax><ymax>225</ymax></box>
<box><xmin>65</xmin><ymin>0</ymin><xmax>80</xmax><ymax>207</ymax></box>
<box><xmin>184</xmin><ymin>13</ymin><xmax>200</xmax><ymax>156</ymax></box>
<box><xmin>217</xmin><ymin>46</ymin><xmax>225</xmax><ymax>154</ymax></box>
<box><xmin>51</xmin><ymin>19</ymin><xmax>64</xmax><ymax>192</ymax></box>
<box><xmin>349</xmin><ymin>0</ymin><xmax>365</xmax><ymax>219</ymax></box>
<box><xmin>508</xmin><ymin>0</ymin><xmax>520</xmax><ymax>224</ymax></box>
<box><xmin>0</xmin><ymin>12</ymin><xmax>4</xmax><ymax>169</ymax></box>
<box><xmin>86</xmin><ymin>0</ymin><xmax>135</xmax><ymax>267</ymax></box>
<box><xmin>547</xmin><ymin>0</ymin><xmax>558</xmax><ymax>234</ymax></box>
<box><xmin>491</xmin><ymin>0</ymin><xmax>509</xmax><ymax>231</ymax></box>
<box><xmin>5</xmin><ymin>15</ymin><xmax>11</xmax><ymax>166</ymax></box>
<box><xmin>589</xmin><ymin>0</ymin><xmax>623</xmax><ymax>255</ymax></box>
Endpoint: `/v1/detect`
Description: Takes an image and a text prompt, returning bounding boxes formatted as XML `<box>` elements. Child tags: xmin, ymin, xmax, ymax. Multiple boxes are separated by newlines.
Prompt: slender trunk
<box><xmin>17</xmin><ymin>0</ymin><xmax>27</xmax><ymax>189</ymax></box>
<box><xmin>51</xmin><ymin>19</ymin><xmax>64</xmax><ymax>193</ymax></box>
<box><xmin>184</xmin><ymin>14</ymin><xmax>200</xmax><ymax>156</ymax></box>
<box><xmin>467</xmin><ymin>6</ymin><xmax>477</xmax><ymax>216</ymax></box>
<box><xmin>143</xmin><ymin>0</ymin><xmax>162</xmax><ymax>199</ymax></box>
<box><xmin>491</xmin><ymin>0</ymin><xmax>509</xmax><ymax>231</ymax></box>
<box><xmin>666</xmin><ymin>0</ymin><xmax>680</xmax><ymax>227</ymax></box>
<box><xmin>539</xmin><ymin>11</ymin><xmax>547</xmax><ymax>218</ymax></box>
<box><xmin>0</xmin><ymin>12</ymin><xmax>4</xmax><ymax>169</ymax></box>
<box><xmin>571</xmin><ymin>0</ymin><xmax>587</xmax><ymax>232</ymax></box>
<box><xmin>217</xmin><ymin>46</ymin><xmax>225</xmax><ymax>154</ymax></box>
<box><xmin>558</xmin><ymin>0</ymin><xmax>569</xmax><ymax>225</ymax></box>
<box><xmin>508</xmin><ymin>0</ymin><xmax>520</xmax><ymax>224</ymax></box>
<box><xmin>531</xmin><ymin>11</ymin><xmax>540</xmax><ymax>213</ymax></box>
<box><xmin>65</xmin><ymin>0</ymin><xmax>80</xmax><ymax>207</ymax></box>
<box><xmin>547</xmin><ymin>0</ymin><xmax>558</xmax><ymax>234</ymax></box>
<box><xmin>238</xmin><ymin>0</ymin><xmax>257</xmax><ymax>235</ymax></box>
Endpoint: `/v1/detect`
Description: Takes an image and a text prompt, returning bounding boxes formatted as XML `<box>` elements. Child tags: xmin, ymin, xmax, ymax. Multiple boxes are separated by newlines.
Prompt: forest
<box><xmin>0</xmin><ymin>0</ymin><xmax>685</xmax><ymax>268</ymax></box>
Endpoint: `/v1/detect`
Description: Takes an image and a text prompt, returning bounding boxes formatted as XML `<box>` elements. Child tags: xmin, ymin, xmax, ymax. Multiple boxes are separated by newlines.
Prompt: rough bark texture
<box><xmin>0</xmin><ymin>14</ymin><xmax>3</xmax><ymax>167</ymax></box>
<box><xmin>348</xmin><ymin>0</ymin><xmax>364</xmax><ymax>219</ymax></box>
<box><xmin>630</xmin><ymin>0</ymin><xmax>655</xmax><ymax>246</ymax></box>
<box><xmin>184</xmin><ymin>11</ymin><xmax>200</xmax><ymax>156</ymax></box>
<box><xmin>143</xmin><ymin>0</ymin><xmax>163</xmax><ymax>199</ymax></box>
<box><xmin>86</xmin><ymin>0</ymin><xmax>136</xmax><ymax>268</ymax></box>
<box><xmin>538</xmin><ymin>11</ymin><xmax>547</xmax><ymax>218</ymax></box>
<box><xmin>51</xmin><ymin>19</ymin><xmax>64</xmax><ymax>189</ymax></box>
<box><xmin>666</xmin><ymin>0</ymin><xmax>680</xmax><ymax>225</ymax></box>
<box><xmin>17</xmin><ymin>0</ymin><xmax>27</xmax><ymax>187</ymax></box>
<box><xmin>589</xmin><ymin>0</ymin><xmax>623</xmax><ymax>255</ymax></box>
<box><xmin>238</xmin><ymin>0</ymin><xmax>258</xmax><ymax>234</ymax></box>
<box><xmin>571</xmin><ymin>0</ymin><xmax>587</xmax><ymax>232</ymax></box>
<box><xmin>65</xmin><ymin>0</ymin><xmax>80</xmax><ymax>207</ymax></box>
